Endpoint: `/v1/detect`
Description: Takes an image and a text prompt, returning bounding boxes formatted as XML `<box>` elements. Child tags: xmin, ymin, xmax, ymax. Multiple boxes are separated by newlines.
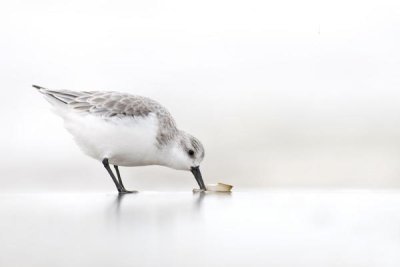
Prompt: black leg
<box><xmin>114</xmin><ymin>165</ymin><xmax>126</xmax><ymax>190</ymax></box>
<box><xmin>102</xmin><ymin>158</ymin><xmax>123</xmax><ymax>193</ymax></box>
<box><xmin>113</xmin><ymin>164</ymin><xmax>137</xmax><ymax>194</ymax></box>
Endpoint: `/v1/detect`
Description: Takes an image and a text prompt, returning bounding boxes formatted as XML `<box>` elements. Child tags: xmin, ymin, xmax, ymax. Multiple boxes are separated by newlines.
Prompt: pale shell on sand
<box><xmin>193</xmin><ymin>183</ymin><xmax>233</xmax><ymax>193</ymax></box>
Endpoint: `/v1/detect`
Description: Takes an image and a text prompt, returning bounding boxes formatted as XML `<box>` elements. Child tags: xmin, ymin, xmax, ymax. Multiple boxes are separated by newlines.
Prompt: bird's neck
<box><xmin>155</xmin><ymin>138</ymin><xmax>187</xmax><ymax>170</ymax></box>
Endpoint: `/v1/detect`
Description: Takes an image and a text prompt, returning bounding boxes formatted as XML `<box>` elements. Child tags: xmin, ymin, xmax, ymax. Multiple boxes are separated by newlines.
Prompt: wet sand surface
<box><xmin>0</xmin><ymin>190</ymin><xmax>399</xmax><ymax>267</ymax></box>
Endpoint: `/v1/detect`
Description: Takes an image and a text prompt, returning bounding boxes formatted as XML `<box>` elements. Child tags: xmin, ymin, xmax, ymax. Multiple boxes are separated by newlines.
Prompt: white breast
<box><xmin>62</xmin><ymin>111</ymin><xmax>160</xmax><ymax>166</ymax></box>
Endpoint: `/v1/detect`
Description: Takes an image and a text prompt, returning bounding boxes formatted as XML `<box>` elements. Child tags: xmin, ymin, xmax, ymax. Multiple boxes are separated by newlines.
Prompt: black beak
<box><xmin>191</xmin><ymin>166</ymin><xmax>206</xmax><ymax>190</ymax></box>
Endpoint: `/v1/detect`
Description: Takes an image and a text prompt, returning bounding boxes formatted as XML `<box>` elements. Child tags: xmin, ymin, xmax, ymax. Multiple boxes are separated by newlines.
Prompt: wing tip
<box><xmin>32</xmin><ymin>84</ymin><xmax>44</xmax><ymax>90</ymax></box>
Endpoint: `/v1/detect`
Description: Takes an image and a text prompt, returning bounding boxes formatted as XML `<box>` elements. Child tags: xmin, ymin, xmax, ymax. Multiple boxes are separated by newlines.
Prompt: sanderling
<box><xmin>34</xmin><ymin>85</ymin><xmax>206</xmax><ymax>193</ymax></box>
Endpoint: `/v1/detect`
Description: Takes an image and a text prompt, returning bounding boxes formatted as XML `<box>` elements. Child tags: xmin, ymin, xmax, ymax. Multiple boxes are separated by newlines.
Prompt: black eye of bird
<box><xmin>188</xmin><ymin>150</ymin><xmax>195</xmax><ymax>156</ymax></box>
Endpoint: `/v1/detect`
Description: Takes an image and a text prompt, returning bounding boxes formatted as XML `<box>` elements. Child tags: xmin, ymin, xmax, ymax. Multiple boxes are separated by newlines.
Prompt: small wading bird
<box><xmin>34</xmin><ymin>85</ymin><xmax>206</xmax><ymax>193</ymax></box>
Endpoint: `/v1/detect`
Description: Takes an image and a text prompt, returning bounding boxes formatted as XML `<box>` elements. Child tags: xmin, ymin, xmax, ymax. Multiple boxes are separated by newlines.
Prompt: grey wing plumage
<box><xmin>34</xmin><ymin>85</ymin><xmax>165</xmax><ymax>118</ymax></box>
<box><xmin>34</xmin><ymin>85</ymin><xmax>179</xmax><ymax>145</ymax></box>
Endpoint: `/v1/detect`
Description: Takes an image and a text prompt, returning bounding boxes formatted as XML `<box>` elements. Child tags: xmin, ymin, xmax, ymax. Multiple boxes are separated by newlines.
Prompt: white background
<box><xmin>1</xmin><ymin>0</ymin><xmax>400</xmax><ymax>192</ymax></box>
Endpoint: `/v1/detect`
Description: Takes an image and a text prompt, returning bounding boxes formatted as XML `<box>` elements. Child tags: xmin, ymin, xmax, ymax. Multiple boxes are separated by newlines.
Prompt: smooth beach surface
<box><xmin>0</xmin><ymin>190</ymin><xmax>399</xmax><ymax>267</ymax></box>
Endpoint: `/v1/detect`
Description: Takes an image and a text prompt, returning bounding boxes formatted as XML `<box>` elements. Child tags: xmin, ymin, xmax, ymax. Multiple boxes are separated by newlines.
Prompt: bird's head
<box><xmin>164</xmin><ymin>131</ymin><xmax>206</xmax><ymax>190</ymax></box>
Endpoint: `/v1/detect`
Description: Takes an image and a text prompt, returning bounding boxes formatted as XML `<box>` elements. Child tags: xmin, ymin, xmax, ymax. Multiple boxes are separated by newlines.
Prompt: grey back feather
<box><xmin>35</xmin><ymin>86</ymin><xmax>178</xmax><ymax>146</ymax></box>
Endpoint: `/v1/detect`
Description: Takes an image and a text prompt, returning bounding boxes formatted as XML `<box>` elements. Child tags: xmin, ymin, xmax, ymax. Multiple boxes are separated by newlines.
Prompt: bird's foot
<box><xmin>118</xmin><ymin>189</ymin><xmax>138</xmax><ymax>194</ymax></box>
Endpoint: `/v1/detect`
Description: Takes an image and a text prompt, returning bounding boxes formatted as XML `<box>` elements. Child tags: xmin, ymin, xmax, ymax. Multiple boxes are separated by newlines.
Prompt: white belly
<box><xmin>62</xmin><ymin>112</ymin><xmax>160</xmax><ymax>166</ymax></box>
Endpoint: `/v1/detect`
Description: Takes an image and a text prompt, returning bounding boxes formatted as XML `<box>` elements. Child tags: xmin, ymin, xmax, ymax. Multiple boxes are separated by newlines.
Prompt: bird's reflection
<box><xmin>113</xmin><ymin>193</ymin><xmax>131</xmax><ymax>213</ymax></box>
<box><xmin>107</xmin><ymin>191</ymin><xmax>232</xmax><ymax>229</ymax></box>
<box><xmin>193</xmin><ymin>191</ymin><xmax>231</xmax><ymax>207</ymax></box>
<box><xmin>194</xmin><ymin>191</ymin><xmax>206</xmax><ymax>208</ymax></box>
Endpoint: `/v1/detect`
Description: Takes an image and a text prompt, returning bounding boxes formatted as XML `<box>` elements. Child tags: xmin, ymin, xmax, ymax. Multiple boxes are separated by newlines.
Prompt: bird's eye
<box><xmin>188</xmin><ymin>150</ymin><xmax>195</xmax><ymax>156</ymax></box>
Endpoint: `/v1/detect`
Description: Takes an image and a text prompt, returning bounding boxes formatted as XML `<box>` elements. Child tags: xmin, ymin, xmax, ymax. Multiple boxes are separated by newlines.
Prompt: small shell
<box><xmin>193</xmin><ymin>183</ymin><xmax>233</xmax><ymax>193</ymax></box>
